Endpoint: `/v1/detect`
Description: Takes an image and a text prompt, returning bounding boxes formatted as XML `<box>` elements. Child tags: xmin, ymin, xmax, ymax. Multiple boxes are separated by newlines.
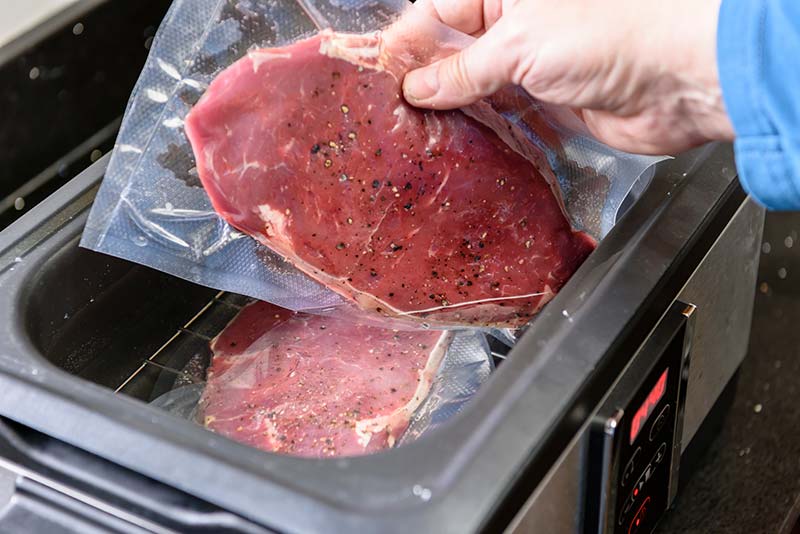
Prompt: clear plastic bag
<box><xmin>81</xmin><ymin>0</ymin><xmax>664</xmax><ymax>327</ymax></box>
<box><xmin>150</xmin><ymin>298</ymin><xmax>493</xmax><ymax>457</ymax></box>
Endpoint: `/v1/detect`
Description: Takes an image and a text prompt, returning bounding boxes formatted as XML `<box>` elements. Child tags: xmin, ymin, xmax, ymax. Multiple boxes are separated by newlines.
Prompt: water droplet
<box><xmin>63</xmin><ymin>313</ymin><xmax>70</xmax><ymax>319</ymax></box>
<box><xmin>156</xmin><ymin>58</ymin><xmax>182</xmax><ymax>80</ymax></box>
<box><xmin>13</xmin><ymin>257</ymin><xmax>22</xmax><ymax>263</ymax></box>
<box><xmin>134</xmin><ymin>236</ymin><xmax>148</xmax><ymax>247</ymax></box>
<box><xmin>762</xmin><ymin>242</ymin><xmax>771</xmax><ymax>254</ymax></box>
<box><xmin>753</xmin><ymin>403</ymin><xmax>763</xmax><ymax>413</ymax></box>
<box><xmin>72</xmin><ymin>22</ymin><xmax>84</xmax><ymax>35</ymax></box>
<box><xmin>118</xmin><ymin>144</ymin><xmax>143</xmax><ymax>154</ymax></box>
<box><xmin>31</xmin><ymin>368</ymin><xmax>39</xmax><ymax>376</ymax></box>
<box><xmin>785</xmin><ymin>236</ymin><xmax>794</xmax><ymax>248</ymax></box>
<box><xmin>29</xmin><ymin>67</ymin><xmax>40</xmax><ymax>80</ymax></box>
<box><xmin>561</xmin><ymin>309</ymin><xmax>569</xmax><ymax>317</ymax></box>
<box><xmin>145</xmin><ymin>89</ymin><xmax>168</xmax><ymax>103</ymax></box>
<box><xmin>412</xmin><ymin>484</ymin><xmax>432</xmax><ymax>501</ymax></box>
<box><xmin>90</xmin><ymin>149</ymin><xmax>103</xmax><ymax>162</ymax></box>
<box><xmin>163</xmin><ymin>117</ymin><xmax>184</xmax><ymax>128</ymax></box>
<box><xmin>778</xmin><ymin>267</ymin><xmax>787</xmax><ymax>279</ymax></box>
<box><xmin>14</xmin><ymin>197</ymin><xmax>25</xmax><ymax>211</ymax></box>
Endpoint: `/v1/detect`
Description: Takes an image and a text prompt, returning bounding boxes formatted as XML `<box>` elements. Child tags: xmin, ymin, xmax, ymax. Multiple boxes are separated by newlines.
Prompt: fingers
<box><xmin>582</xmin><ymin>110</ymin><xmax>652</xmax><ymax>153</ymax></box>
<box><xmin>416</xmin><ymin>0</ymin><xmax>488</xmax><ymax>35</ymax></box>
<box><xmin>582</xmin><ymin>109</ymin><xmax>696</xmax><ymax>155</ymax></box>
<box><xmin>403</xmin><ymin>18</ymin><xmax>523</xmax><ymax>109</ymax></box>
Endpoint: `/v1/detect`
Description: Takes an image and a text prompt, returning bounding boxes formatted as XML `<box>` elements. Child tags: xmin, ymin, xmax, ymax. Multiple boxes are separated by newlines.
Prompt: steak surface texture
<box><xmin>186</xmin><ymin>31</ymin><xmax>595</xmax><ymax>326</ymax></box>
<box><xmin>198</xmin><ymin>300</ymin><xmax>450</xmax><ymax>457</ymax></box>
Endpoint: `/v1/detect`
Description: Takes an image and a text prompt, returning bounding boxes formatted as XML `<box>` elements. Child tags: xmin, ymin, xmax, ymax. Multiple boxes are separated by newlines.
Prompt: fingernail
<box><xmin>405</xmin><ymin>65</ymin><xmax>440</xmax><ymax>102</ymax></box>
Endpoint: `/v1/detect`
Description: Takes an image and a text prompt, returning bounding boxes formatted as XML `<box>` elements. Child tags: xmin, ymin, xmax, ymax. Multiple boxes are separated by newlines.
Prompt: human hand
<box><xmin>402</xmin><ymin>0</ymin><xmax>735</xmax><ymax>155</ymax></box>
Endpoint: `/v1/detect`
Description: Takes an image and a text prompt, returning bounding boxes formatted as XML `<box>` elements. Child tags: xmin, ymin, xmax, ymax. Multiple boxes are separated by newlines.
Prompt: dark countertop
<box><xmin>658</xmin><ymin>211</ymin><xmax>800</xmax><ymax>534</ymax></box>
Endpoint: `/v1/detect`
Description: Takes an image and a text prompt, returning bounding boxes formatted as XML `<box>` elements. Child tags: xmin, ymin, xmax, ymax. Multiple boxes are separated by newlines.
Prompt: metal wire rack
<box><xmin>111</xmin><ymin>289</ymin><xmax>512</xmax><ymax>418</ymax></box>
<box><xmin>113</xmin><ymin>290</ymin><xmax>253</xmax><ymax>405</ymax></box>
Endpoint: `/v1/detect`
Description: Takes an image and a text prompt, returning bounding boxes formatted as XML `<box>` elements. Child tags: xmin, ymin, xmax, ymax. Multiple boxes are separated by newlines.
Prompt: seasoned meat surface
<box><xmin>186</xmin><ymin>31</ymin><xmax>595</xmax><ymax>326</ymax></box>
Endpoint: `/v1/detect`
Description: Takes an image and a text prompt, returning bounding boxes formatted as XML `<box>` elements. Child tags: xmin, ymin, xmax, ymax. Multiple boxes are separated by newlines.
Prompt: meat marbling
<box><xmin>185</xmin><ymin>31</ymin><xmax>595</xmax><ymax>327</ymax></box>
<box><xmin>198</xmin><ymin>300</ymin><xmax>450</xmax><ymax>457</ymax></box>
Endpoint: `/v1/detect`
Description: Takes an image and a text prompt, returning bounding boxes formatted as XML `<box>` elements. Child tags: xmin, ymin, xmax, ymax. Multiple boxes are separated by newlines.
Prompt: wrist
<box><xmin>646</xmin><ymin>0</ymin><xmax>735</xmax><ymax>144</ymax></box>
<box><xmin>678</xmin><ymin>0</ymin><xmax>735</xmax><ymax>141</ymax></box>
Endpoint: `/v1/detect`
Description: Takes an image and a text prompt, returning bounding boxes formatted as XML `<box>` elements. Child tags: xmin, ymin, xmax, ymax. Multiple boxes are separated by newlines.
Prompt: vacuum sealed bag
<box><xmin>81</xmin><ymin>0</ymin><xmax>664</xmax><ymax>328</ymax></box>
<box><xmin>150</xmin><ymin>299</ymin><xmax>493</xmax><ymax>458</ymax></box>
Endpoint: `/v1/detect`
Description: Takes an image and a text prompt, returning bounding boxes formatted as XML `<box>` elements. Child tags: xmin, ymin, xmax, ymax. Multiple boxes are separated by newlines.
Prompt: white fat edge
<box><xmin>244</xmin><ymin>231</ymin><xmax>471</xmax><ymax>327</ymax></box>
<box><xmin>395</xmin><ymin>291</ymin><xmax>551</xmax><ymax>319</ymax></box>
<box><xmin>318</xmin><ymin>30</ymin><xmax>385</xmax><ymax>71</ymax></box>
<box><xmin>354</xmin><ymin>422</ymin><xmax>374</xmax><ymax>448</ymax></box>
<box><xmin>260</xmin><ymin>413</ymin><xmax>283</xmax><ymax>448</ymax></box>
<box><xmin>390</xmin><ymin>104</ymin><xmax>411</xmax><ymax>134</ymax></box>
<box><xmin>248</xmin><ymin>49</ymin><xmax>293</xmax><ymax>73</ymax></box>
<box><xmin>251</xmin><ymin>201</ymin><xmax>542</xmax><ymax>328</ymax></box>
<box><xmin>353</xmin><ymin>331</ymin><xmax>453</xmax><ymax>447</ymax></box>
<box><xmin>257</xmin><ymin>204</ymin><xmax>291</xmax><ymax>240</ymax></box>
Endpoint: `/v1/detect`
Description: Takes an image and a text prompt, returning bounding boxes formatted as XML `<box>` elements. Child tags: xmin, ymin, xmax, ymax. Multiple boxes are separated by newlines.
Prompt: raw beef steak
<box><xmin>198</xmin><ymin>300</ymin><xmax>451</xmax><ymax>458</ymax></box>
<box><xmin>185</xmin><ymin>31</ymin><xmax>595</xmax><ymax>327</ymax></box>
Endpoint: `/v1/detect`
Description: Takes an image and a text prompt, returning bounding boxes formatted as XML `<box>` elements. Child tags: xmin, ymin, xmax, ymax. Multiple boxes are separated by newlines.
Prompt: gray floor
<box><xmin>0</xmin><ymin>0</ymin><xmax>77</xmax><ymax>46</ymax></box>
<box><xmin>659</xmin><ymin>211</ymin><xmax>800</xmax><ymax>534</ymax></box>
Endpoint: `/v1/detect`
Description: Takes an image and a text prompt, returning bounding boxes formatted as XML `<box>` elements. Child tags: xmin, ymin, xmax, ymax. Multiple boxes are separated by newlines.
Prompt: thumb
<box><xmin>403</xmin><ymin>19</ymin><xmax>522</xmax><ymax>109</ymax></box>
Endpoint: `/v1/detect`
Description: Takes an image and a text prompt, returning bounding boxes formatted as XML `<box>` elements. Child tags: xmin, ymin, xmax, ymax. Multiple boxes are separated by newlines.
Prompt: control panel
<box><xmin>585</xmin><ymin>302</ymin><xmax>694</xmax><ymax>534</ymax></box>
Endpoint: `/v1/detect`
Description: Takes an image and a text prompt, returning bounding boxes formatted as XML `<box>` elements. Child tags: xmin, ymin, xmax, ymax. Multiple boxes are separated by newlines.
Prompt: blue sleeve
<box><xmin>717</xmin><ymin>0</ymin><xmax>800</xmax><ymax>210</ymax></box>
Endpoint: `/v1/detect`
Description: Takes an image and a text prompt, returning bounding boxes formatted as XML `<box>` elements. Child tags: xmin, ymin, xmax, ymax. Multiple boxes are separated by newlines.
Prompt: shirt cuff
<box><xmin>717</xmin><ymin>0</ymin><xmax>772</xmax><ymax>138</ymax></box>
<box><xmin>718</xmin><ymin>0</ymin><xmax>800</xmax><ymax>210</ymax></box>
<box><xmin>734</xmin><ymin>136</ymin><xmax>800</xmax><ymax>210</ymax></box>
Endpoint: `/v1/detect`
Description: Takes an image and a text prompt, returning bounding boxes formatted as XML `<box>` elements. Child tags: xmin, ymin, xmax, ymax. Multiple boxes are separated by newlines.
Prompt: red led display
<box><xmin>629</xmin><ymin>369</ymin><xmax>668</xmax><ymax>444</ymax></box>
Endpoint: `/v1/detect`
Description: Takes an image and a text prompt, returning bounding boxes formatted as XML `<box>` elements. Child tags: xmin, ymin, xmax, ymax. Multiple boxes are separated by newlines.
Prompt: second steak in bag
<box><xmin>199</xmin><ymin>300</ymin><xmax>455</xmax><ymax>457</ymax></box>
